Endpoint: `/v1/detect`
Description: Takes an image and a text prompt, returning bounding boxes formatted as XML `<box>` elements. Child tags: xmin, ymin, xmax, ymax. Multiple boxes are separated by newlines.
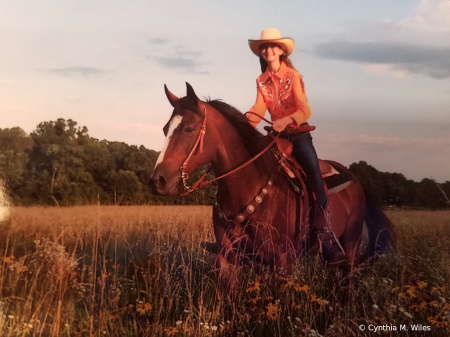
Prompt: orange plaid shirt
<box><xmin>247</xmin><ymin>61</ymin><xmax>311</xmax><ymax>128</ymax></box>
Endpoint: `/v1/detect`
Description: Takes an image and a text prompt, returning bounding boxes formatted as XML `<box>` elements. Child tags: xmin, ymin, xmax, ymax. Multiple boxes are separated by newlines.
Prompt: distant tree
<box><xmin>417</xmin><ymin>178</ymin><xmax>447</xmax><ymax>210</ymax></box>
<box><xmin>0</xmin><ymin>127</ymin><xmax>33</xmax><ymax>204</ymax></box>
<box><xmin>1</xmin><ymin>120</ymin><xmax>447</xmax><ymax>208</ymax></box>
<box><xmin>27</xmin><ymin>119</ymin><xmax>99</xmax><ymax>205</ymax></box>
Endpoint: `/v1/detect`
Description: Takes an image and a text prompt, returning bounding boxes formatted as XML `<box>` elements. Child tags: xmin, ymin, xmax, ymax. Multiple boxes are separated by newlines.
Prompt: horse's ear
<box><xmin>164</xmin><ymin>84</ymin><xmax>179</xmax><ymax>107</ymax></box>
<box><xmin>186</xmin><ymin>82</ymin><xmax>199</xmax><ymax>107</ymax></box>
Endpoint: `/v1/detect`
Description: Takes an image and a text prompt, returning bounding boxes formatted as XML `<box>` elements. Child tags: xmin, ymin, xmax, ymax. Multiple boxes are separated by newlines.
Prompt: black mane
<box><xmin>205</xmin><ymin>99</ymin><xmax>280</xmax><ymax>178</ymax></box>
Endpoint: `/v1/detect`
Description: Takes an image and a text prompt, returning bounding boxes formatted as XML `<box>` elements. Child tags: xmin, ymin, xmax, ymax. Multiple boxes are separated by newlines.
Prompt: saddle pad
<box><xmin>323</xmin><ymin>162</ymin><xmax>354</xmax><ymax>193</ymax></box>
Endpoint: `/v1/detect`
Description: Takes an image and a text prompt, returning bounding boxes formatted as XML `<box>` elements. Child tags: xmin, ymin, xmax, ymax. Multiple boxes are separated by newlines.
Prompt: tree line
<box><xmin>0</xmin><ymin>119</ymin><xmax>448</xmax><ymax>209</ymax></box>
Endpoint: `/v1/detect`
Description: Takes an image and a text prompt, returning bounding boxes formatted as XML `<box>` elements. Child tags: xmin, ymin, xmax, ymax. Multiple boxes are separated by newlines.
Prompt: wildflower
<box><xmin>311</xmin><ymin>295</ymin><xmax>324</xmax><ymax>305</ymax></box>
<box><xmin>136</xmin><ymin>302</ymin><xmax>152</xmax><ymax>315</ymax></box>
<box><xmin>281</xmin><ymin>279</ymin><xmax>294</xmax><ymax>290</ymax></box>
<box><xmin>248</xmin><ymin>296</ymin><xmax>261</xmax><ymax>304</ymax></box>
<box><xmin>246</xmin><ymin>281</ymin><xmax>261</xmax><ymax>293</ymax></box>
<box><xmin>431</xmin><ymin>286</ymin><xmax>447</xmax><ymax>294</ymax></box>
<box><xmin>183</xmin><ymin>309</ymin><xmax>189</xmax><ymax>313</ymax></box>
<box><xmin>7</xmin><ymin>315</ymin><xmax>14</xmax><ymax>319</ymax></box>
<box><xmin>405</xmin><ymin>287</ymin><xmax>416</xmax><ymax>298</ymax></box>
<box><xmin>295</xmin><ymin>317</ymin><xmax>302</xmax><ymax>323</ymax></box>
<box><xmin>428</xmin><ymin>314</ymin><xmax>449</xmax><ymax>328</ymax></box>
<box><xmin>211</xmin><ymin>326</ymin><xmax>218</xmax><ymax>331</ymax></box>
<box><xmin>410</xmin><ymin>302</ymin><xmax>428</xmax><ymax>311</ymax></box>
<box><xmin>294</xmin><ymin>284</ymin><xmax>310</xmax><ymax>293</ymax></box>
<box><xmin>265</xmin><ymin>303</ymin><xmax>279</xmax><ymax>320</ymax></box>
<box><xmin>176</xmin><ymin>320</ymin><xmax>183</xmax><ymax>326</ymax></box>
<box><xmin>416</xmin><ymin>281</ymin><xmax>427</xmax><ymax>289</ymax></box>
<box><xmin>165</xmin><ymin>327</ymin><xmax>179</xmax><ymax>336</ymax></box>
<box><xmin>372</xmin><ymin>304</ymin><xmax>379</xmax><ymax>310</ymax></box>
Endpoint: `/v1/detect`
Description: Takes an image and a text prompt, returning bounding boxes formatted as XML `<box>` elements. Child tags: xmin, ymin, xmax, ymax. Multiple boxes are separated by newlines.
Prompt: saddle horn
<box><xmin>164</xmin><ymin>84</ymin><xmax>179</xmax><ymax>107</ymax></box>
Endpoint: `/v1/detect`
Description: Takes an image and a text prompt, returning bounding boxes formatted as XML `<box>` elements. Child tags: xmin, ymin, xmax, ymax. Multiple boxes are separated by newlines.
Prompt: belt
<box><xmin>279</xmin><ymin>123</ymin><xmax>316</xmax><ymax>137</ymax></box>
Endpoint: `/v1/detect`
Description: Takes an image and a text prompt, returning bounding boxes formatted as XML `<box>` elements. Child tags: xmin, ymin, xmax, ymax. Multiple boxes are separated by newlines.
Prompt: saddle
<box><xmin>272</xmin><ymin>135</ymin><xmax>353</xmax><ymax>195</ymax></box>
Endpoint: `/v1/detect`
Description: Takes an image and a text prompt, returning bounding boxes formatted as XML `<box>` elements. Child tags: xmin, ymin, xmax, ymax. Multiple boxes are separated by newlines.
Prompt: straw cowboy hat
<box><xmin>248</xmin><ymin>28</ymin><xmax>295</xmax><ymax>57</ymax></box>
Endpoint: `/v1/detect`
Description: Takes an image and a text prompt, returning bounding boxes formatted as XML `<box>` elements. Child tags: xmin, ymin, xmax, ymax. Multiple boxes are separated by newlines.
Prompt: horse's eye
<box><xmin>184</xmin><ymin>126</ymin><xmax>195</xmax><ymax>136</ymax></box>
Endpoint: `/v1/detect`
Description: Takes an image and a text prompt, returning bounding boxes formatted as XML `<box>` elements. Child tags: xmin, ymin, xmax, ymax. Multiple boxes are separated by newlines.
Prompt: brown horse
<box><xmin>150</xmin><ymin>83</ymin><xmax>393</xmax><ymax>277</ymax></box>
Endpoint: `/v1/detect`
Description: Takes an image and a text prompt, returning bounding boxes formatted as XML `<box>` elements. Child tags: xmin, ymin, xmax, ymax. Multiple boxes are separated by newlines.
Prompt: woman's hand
<box><xmin>272</xmin><ymin>116</ymin><xmax>294</xmax><ymax>132</ymax></box>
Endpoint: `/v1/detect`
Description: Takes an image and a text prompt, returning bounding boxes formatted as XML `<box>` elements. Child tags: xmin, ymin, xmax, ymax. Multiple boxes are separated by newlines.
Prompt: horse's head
<box><xmin>150</xmin><ymin>83</ymin><xmax>214</xmax><ymax>196</ymax></box>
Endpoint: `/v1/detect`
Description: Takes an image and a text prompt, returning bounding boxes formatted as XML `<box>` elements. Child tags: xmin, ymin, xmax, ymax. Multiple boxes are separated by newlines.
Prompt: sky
<box><xmin>1</xmin><ymin>0</ymin><xmax>449</xmax><ymax>182</ymax></box>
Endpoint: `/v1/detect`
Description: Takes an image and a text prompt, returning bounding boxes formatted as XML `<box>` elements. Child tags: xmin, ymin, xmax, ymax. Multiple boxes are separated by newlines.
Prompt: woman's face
<box><xmin>260</xmin><ymin>43</ymin><xmax>284</xmax><ymax>62</ymax></box>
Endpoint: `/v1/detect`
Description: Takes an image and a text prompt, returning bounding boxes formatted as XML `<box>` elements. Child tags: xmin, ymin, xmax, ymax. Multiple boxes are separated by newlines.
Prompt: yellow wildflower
<box><xmin>265</xmin><ymin>303</ymin><xmax>279</xmax><ymax>320</ymax></box>
<box><xmin>246</xmin><ymin>281</ymin><xmax>261</xmax><ymax>293</ymax></box>
<box><xmin>165</xmin><ymin>327</ymin><xmax>179</xmax><ymax>336</ymax></box>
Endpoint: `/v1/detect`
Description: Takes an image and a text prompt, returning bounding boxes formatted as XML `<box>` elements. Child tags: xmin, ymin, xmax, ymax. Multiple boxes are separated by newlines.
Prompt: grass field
<box><xmin>0</xmin><ymin>206</ymin><xmax>449</xmax><ymax>336</ymax></box>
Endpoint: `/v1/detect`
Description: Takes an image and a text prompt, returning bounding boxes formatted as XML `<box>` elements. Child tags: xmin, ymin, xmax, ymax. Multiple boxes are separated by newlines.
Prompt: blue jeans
<box><xmin>282</xmin><ymin>132</ymin><xmax>328</xmax><ymax>208</ymax></box>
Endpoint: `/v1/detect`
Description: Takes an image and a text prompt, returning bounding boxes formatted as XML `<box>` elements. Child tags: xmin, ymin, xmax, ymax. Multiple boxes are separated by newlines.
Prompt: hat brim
<box><xmin>248</xmin><ymin>37</ymin><xmax>295</xmax><ymax>57</ymax></box>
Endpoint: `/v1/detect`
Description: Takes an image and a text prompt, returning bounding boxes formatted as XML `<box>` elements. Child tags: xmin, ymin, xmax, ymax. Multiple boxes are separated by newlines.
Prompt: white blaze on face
<box><xmin>155</xmin><ymin>115</ymin><xmax>183</xmax><ymax>167</ymax></box>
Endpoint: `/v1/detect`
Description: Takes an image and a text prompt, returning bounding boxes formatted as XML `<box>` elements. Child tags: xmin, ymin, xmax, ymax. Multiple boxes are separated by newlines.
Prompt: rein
<box><xmin>179</xmin><ymin>108</ymin><xmax>279</xmax><ymax>196</ymax></box>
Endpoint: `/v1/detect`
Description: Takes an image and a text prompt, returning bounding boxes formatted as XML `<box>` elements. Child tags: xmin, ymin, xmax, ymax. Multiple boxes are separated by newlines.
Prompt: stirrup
<box><xmin>317</xmin><ymin>228</ymin><xmax>346</xmax><ymax>256</ymax></box>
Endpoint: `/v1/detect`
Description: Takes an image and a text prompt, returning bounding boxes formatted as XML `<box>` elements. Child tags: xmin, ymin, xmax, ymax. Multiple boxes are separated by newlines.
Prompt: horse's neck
<box><xmin>211</xmin><ymin>122</ymin><xmax>269</xmax><ymax>214</ymax></box>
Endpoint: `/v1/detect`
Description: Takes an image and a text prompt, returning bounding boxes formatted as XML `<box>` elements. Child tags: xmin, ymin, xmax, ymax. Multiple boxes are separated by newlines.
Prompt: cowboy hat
<box><xmin>248</xmin><ymin>28</ymin><xmax>295</xmax><ymax>57</ymax></box>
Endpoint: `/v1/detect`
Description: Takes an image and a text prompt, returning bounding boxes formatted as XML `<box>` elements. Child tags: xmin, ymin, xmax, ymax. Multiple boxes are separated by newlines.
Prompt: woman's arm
<box><xmin>246</xmin><ymin>85</ymin><xmax>267</xmax><ymax>128</ymax></box>
<box><xmin>289</xmin><ymin>75</ymin><xmax>311</xmax><ymax>126</ymax></box>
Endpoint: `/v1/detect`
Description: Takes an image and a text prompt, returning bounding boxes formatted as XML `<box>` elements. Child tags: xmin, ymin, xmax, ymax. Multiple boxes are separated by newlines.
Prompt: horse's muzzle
<box><xmin>149</xmin><ymin>168</ymin><xmax>179</xmax><ymax>196</ymax></box>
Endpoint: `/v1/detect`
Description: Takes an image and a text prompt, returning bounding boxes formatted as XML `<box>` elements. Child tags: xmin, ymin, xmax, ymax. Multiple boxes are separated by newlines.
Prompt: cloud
<box><xmin>325</xmin><ymin>134</ymin><xmax>450</xmax><ymax>152</ymax></box>
<box><xmin>313</xmin><ymin>0</ymin><xmax>450</xmax><ymax>79</ymax></box>
<box><xmin>314</xmin><ymin>41</ymin><xmax>450</xmax><ymax>79</ymax></box>
<box><xmin>401</xmin><ymin>0</ymin><xmax>450</xmax><ymax>31</ymax></box>
<box><xmin>149</xmin><ymin>38</ymin><xmax>169</xmax><ymax>45</ymax></box>
<box><xmin>48</xmin><ymin>66</ymin><xmax>104</xmax><ymax>77</ymax></box>
<box><xmin>148</xmin><ymin>48</ymin><xmax>209</xmax><ymax>74</ymax></box>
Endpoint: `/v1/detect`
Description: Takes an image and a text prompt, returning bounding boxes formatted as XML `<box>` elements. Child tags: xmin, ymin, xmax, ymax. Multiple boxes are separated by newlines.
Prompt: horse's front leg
<box><xmin>211</xmin><ymin>225</ymin><xmax>242</xmax><ymax>291</ymax></box>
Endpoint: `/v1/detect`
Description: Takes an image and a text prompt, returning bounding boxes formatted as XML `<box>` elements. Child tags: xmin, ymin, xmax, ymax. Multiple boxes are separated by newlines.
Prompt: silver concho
<box><xmin>247</xmin><ymin>205</ymin><xmax>255</xmax><ymax>213</ymax></box>
<box><xmin>262</xmin><ymin>188</ymin><xmax>268</xmax><ymax>194</ymax></box>
<box><xmin>236</xmin><ymin>215</ymin><xmax>245</xmax><ymax>223</ymax></box>
<box><xmin>255</xmin><ymin>196</ymin><xmax>262</xmax><ymax>203</ymax></box>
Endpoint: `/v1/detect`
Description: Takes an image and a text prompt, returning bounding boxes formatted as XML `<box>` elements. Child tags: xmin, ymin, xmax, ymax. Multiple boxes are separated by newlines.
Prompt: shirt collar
<box><xmin>260</xmin><ymin>61</ymin><xmax>288</xmax><ymax>82</ymax></box>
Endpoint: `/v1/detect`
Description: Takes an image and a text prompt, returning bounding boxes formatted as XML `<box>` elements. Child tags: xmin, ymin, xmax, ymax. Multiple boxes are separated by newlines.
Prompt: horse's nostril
<box><xmin>155</xmin><ymin>175</ymin><xmax>166</xmax><ymax>188</ymax></box>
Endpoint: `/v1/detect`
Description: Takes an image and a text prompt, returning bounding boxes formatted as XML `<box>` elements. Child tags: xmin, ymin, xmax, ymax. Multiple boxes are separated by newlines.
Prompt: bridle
<box><xmin>178</xmin><ymin>107</ymin><xmax>278</xmax><ymax>196</ymax></box>
<box><xmin>179</xmin><ymin>106</ymin><xmax>207</xmax><ymax>194</ymax></box>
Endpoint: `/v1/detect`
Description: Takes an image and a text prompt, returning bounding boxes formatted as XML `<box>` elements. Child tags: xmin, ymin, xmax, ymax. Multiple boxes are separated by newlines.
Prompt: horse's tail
<box><xmin>360</xmin><ymin>194</ymin><xmax>396</xmax><ymax>265</ymax></box>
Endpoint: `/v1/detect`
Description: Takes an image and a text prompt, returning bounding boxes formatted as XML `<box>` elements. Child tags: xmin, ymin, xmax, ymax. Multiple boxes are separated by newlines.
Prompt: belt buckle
<box><xmin>285</xmin><ymin>125</ymin><xmax>295</xmax><ymax>134</ymax></box>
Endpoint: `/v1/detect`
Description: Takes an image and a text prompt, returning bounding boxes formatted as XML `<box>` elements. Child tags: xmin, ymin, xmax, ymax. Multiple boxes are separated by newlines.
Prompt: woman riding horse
<box><xmin>246</xmin><ymin>29</ymin><xmax>346</xmax><ymax>266</ymax></box>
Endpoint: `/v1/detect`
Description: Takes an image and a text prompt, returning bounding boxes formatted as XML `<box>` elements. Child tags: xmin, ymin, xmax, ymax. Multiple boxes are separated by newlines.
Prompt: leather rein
<box><xmin>179</xmin><ymin>109</ymin><xmax>278</xmax><ymax>196</ymax></box>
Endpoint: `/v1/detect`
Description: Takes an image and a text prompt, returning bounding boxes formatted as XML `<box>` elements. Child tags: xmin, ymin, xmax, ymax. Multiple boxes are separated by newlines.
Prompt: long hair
<box><xmin>259</xmin><ymin>55</ymin><xmax>297</xmax><ymax>73</ymax></box>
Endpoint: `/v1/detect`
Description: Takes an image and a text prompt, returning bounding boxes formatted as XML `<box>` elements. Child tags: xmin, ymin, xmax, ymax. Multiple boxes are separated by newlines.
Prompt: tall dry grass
<box><xmin>0</xmin><ymin>206</ymin><xmax>449</xmax><ymax>336</ymax></box>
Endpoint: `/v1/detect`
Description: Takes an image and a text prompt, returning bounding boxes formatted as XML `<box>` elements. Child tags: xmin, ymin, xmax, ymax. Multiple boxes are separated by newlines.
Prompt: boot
<box><xmin>315</xmin><ymin>204</ymin><xmax>347</xmax><ymax>266</ymax></box>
